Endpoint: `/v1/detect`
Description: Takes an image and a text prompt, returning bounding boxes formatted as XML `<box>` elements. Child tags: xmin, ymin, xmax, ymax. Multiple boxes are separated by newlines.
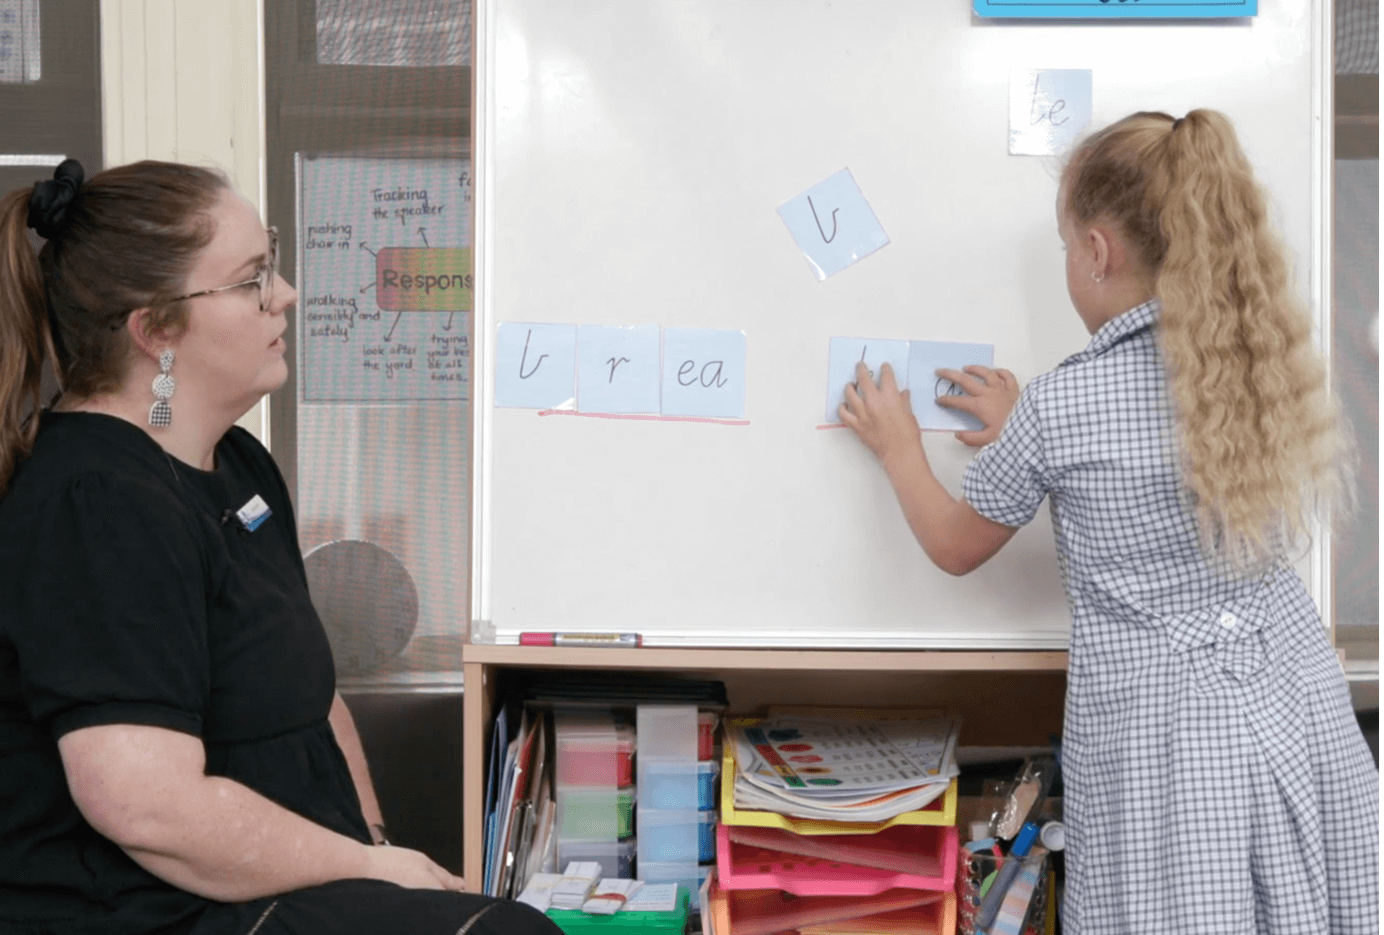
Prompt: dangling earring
<box><xmin>1090</xmin><ymin>271</ymin><xmax>1105</xmax><ymax>284</ymax></box>
<box><xmin>149</xmin><ymin>349</ymin><xmax>175</xmax><ymax>428</ymax></box>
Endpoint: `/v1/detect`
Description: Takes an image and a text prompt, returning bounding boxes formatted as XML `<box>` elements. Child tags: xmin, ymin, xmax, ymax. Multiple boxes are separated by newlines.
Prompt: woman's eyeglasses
<box><xmin>167</xmin><ymin>226</ymin><xmax>280</xmax><ymax>313</ymax></box>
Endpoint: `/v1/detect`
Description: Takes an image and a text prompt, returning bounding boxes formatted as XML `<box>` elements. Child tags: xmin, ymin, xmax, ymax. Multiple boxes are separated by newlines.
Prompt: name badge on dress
<box><xmin>235</xmin><ymin>494</ymin><xmax>273</xmax><ymax>532</ymax></box>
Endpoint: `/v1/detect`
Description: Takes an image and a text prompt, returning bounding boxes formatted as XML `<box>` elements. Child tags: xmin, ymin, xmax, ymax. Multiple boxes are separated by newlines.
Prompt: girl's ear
<box><xmin>1087</xmin><ymin>225</ymin><xmax>1113</xmax><ymax>280</ymax></box>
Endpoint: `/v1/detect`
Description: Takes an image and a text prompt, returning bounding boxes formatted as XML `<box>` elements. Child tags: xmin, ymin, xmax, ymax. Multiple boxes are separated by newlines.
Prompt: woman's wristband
<box><xmin>371</xmin><ymin>823</ymin><xmax>391</xmax><ymax>846</ymax></box>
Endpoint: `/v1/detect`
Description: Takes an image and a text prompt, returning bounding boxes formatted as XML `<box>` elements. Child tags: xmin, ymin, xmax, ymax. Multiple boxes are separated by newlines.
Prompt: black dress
<box><xmin>0</xmin><ymin>412</ymin><xmax>557</xmax><ymax>935</ymax></box>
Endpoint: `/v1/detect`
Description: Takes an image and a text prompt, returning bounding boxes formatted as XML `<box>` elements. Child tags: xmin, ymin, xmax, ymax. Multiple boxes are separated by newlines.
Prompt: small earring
<box><xmin>149</xmin><ymin>349</ymin><xmax>175</xmax><ymax>428</ymax></box>
<box><xmin>1091</xmin><ymin>271</ymin><xmax>1105</xmax><ymax>284</ymax></box>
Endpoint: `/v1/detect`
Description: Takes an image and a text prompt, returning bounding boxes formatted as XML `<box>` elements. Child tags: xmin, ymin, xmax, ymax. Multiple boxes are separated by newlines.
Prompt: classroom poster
<box><xmin>297</xmin><ymin>155</ymin><xmax>473</xmax><ymax>402</ymax></box>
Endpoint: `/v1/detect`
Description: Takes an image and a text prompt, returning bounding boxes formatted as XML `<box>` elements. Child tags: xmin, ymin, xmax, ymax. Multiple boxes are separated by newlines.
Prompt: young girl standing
<box><xmin>840</xmin><ymin>110</ymin><xmax>1378</xmax><ymax>933</ymax></box>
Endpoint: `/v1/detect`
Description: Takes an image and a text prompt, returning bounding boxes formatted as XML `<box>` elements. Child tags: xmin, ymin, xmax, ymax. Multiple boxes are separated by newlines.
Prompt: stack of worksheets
<box><xmin>727</xmin><ymin>710</ymin><xmax>959</xmax><ymax>822</ymax></box>
<box><xmin>548</xmin><ymin>861</ymin><xmax>602</xmax><ymax>909</ymax></box>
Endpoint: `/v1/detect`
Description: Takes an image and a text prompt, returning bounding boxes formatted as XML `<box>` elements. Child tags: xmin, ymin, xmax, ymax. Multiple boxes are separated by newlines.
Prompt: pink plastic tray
<box><xmin>717</xmin><ymin>822</ymin><xmax>958</xmax><ymax>896</ymax></box>
<box><xmin>708</xmin><ymin>884</ymin><xmax>953</xmax><ymax>935</ymax></box>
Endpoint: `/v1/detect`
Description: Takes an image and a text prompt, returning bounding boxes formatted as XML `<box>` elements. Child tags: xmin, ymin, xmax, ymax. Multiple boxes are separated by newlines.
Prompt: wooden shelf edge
<box><xmin>460</xmin><ymin>644</ymin><xmax>1069</xmax><ymax>672</ymax></box>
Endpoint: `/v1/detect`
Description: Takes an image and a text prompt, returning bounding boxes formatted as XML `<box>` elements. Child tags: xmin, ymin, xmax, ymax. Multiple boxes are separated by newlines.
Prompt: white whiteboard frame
<box><xmin>470</xmin><ymin>0</ymin><xmax>497</xmax><ymax>644</ymax></box>
<box><xmin>469</xmin><ymin>1</ymin><xmax>1336</xmax><ymax>648</ymax></box>
<box><xmin>1307</xmin><ymin>0</ymin><xmax>1335</xmax><ymax>634</ymax></box>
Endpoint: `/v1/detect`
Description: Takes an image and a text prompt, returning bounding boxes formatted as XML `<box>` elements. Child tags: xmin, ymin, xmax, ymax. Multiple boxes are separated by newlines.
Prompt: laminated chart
<box><xmin>298</xmin><ymin>156</ymin><xmax>472</xmax><ymax>402</ymax></box>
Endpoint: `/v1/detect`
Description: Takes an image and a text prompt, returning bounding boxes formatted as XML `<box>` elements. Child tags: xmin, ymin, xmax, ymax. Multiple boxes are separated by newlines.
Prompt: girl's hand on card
<box><xmin>933</xmin><ymin>365</ymin><xmax>1019</xmax><ymax>447</ymax></box>
<box><xmin>839</xmin><ymin>361</ymin><xmax>923</xmax><ymax>469</ymax></box>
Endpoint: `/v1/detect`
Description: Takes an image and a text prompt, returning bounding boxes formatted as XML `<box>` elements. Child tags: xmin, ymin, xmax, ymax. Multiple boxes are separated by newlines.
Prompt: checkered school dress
<box><xmin>962</xmin><ymin>300</ymin><xmax>1379</xmax><ymax>934</ymax></box>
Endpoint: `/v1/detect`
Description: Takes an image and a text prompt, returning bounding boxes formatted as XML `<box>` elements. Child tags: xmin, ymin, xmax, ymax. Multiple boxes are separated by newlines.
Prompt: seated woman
<box><xmin>0</xmin><ymin>160</ymin><xmax>561</xmax><ymax>935</ymax></box>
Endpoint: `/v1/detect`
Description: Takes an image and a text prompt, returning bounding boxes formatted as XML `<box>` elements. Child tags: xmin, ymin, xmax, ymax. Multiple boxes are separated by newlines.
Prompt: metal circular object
<box><xmin>303</xmin><ymin>539</ymin><xmax>418</xmax><ymax>676</ymax></box>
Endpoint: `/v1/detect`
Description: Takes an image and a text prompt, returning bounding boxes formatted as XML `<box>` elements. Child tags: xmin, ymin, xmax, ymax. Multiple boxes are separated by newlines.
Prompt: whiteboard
<box><xmin>297</xmin><ymin>156</ymin><xmax>473</xmax><ymax>403</ymax></box>
<box><xmin>471</xmin><ymin>1</ymin><xmax>1332</xmax><ymax>648</ymax></box>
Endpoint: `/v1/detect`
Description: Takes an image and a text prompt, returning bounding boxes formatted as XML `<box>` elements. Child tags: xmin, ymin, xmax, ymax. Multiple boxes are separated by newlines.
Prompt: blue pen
<box><xmin>975</xmin><ymin>821</ymin><xmax>1040</xmax><ymax>931</ymax></box>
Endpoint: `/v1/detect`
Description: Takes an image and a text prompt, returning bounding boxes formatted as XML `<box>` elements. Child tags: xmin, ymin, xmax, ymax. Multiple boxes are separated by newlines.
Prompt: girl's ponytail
<box><xmin>0</xmin><ymin>186</ymin><xmax>54</xmax><ymax>496</ymax></box>
<box><xmin>1065</xmin><ymin>109</ymin><xmax>1350</xmax><ymax>572</ymax></box>
<box><xmin>1153</xmin><ymin>110</ymin><xmax>1348</xmax><ymax>570</ymax></box>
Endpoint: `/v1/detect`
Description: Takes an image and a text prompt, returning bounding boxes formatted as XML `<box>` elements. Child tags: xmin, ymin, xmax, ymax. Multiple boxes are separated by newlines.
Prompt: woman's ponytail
<box><xmin>0</xmin><ymin>186</ymin><xmax>54</xmax><ymax>497</ymax></box>
<box><xmin>0</xmin><ymin>159</ymin><xmax>227</xmax><ymax>497</ymax></box>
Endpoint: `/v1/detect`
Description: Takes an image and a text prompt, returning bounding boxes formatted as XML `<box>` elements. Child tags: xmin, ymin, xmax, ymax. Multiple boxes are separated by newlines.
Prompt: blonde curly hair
<box><xmin>1063</xmin><ymin>109</ymin><xmax>1351</xmax><ymax>572</ymax></box>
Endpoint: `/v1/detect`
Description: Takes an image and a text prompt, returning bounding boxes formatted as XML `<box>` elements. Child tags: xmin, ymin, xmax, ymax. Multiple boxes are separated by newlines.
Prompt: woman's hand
<box><xmin>933</xmin><ymin>365</ymin><xmax>1019</xmax><ymax>447</ymax></box>
<box><xmin>839</xmin><ymin>361</ymin><xmax>923</xmax><ymax>469</ymax></box>
<box><xmin>60</xmin><ymin>722</ymin><xmax>467</xmax><ymax>903</ymax></box>
<box><xmin>362</xmin><ymin>844</ymin><xmax>467</xmax><ymax>891</ymax></box>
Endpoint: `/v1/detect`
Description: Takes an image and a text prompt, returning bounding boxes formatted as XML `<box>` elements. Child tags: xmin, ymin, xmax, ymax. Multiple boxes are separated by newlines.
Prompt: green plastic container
<box><xmin>545</xmin><ymin>885</ymin><xmax>689</xmax><ymax>934</ymax></box>
<box><xmin>558</xmin><ymin>786</ymin><xmax>636</xmax><ymax>840</ymax></box>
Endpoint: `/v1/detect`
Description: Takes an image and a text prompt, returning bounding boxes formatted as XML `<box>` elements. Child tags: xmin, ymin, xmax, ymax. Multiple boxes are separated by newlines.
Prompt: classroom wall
<box><xmin>99</xmin><ymin>0</ymin><xmax>268</xmax><ymax>442</ymax></box>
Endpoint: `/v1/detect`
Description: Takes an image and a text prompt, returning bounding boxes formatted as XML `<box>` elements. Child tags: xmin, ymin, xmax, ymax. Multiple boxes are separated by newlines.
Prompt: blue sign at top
<box><xmin>975</xmin><ymin>0</ymin><xmax>1255</xmax><ymax>18</ymax></box>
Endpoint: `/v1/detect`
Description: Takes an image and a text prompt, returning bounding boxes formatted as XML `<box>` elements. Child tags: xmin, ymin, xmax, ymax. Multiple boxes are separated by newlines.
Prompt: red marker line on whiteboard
<box><xmin>519</xmin><ymin>632</ymin><xmax>643</xmax><ymax>648</ymax></box>
<box><xmin>537</xmin><ymin>409</ymin><xmax>749</xmax><ymax>426</ymax></box>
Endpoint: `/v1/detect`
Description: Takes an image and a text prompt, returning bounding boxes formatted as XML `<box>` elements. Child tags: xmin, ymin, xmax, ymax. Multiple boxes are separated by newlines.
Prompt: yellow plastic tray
<box><xmin>719</xmin><ymin>740</ymin><xmax>958</xmax><ymax>835</ymax></box>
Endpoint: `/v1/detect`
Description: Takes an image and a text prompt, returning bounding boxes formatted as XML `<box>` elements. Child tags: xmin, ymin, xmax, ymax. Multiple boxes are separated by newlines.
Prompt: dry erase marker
<box><xmin>519</xmin><ymin>632</ymin><xmax>643</xmax><ymax>648</ymax></box>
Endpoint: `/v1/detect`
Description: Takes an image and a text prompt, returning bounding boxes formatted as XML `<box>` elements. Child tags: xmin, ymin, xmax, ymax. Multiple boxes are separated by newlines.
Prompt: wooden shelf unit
<box><xmin>460</xmin><ymin>645</ymin><xmax>1069</xmax><ymax>887</ymax></box>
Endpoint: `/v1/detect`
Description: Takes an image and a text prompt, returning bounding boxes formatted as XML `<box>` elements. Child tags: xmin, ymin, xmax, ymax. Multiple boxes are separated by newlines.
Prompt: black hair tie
<box><xmin>26</xmin><ymin>158</ymin><xmax>85</xmax><ymax>241</ymax></box>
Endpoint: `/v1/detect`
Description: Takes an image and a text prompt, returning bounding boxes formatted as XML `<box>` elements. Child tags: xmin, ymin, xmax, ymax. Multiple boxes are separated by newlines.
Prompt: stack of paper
<box><xmin>550</xmin><ymin>861</ymin><xmax>602</xmax><ymax>909</ymax></box>
<box><xmin>727</xmin><ymin>710</ymin><xmax>960</xmax><ymax>822</ymax></box>
<box><xmin>622</xmin><ymin>882</ymin><xmax>680</xmax><ymax>912</ymax></box>
<box><xmin>581</xmin><ymin>878</ymin><xmax>644</xmax><ymax>914</ymax></box>
<box><xmin>516</xmin><ymin>872</ymin><xmax>562</xmax><ymax>912</ymax></box>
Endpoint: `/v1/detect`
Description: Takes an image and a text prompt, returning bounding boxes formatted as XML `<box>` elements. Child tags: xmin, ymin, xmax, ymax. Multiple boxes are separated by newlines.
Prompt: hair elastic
<box><xmin>26</xmin><ymin>159</ymin><xmax>84</xmax><ymax>241</ymax></box>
